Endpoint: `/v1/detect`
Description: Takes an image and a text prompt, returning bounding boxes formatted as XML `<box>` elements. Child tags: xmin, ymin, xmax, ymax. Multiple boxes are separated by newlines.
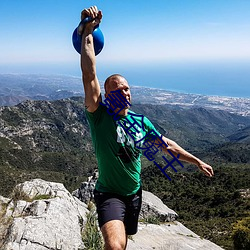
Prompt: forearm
<box><xmin>161</xmin><ymin>136</ymin><xmax>214</xmax><ymax>177</ymax></box>
<box><xmin>162</xmin><ymin>137</ymin><xmax>202</xmax><ymax>166</ymax></box>
<box><xmin>81</xmin><ymin>27</ymin><xmax>96</xmax><ymax>81</ymax></box>
<box><xmin>79</xmin><ymin>11</ymin><xmax>102</xmax><ymax>112</ymax></box>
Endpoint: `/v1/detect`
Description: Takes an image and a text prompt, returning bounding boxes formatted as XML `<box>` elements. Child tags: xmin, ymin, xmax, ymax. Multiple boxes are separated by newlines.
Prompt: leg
<box><xmin>101</xmin><ymin>220</ymin><xmax>127</xmax><ymax>250</ymax></box>
<box><xmin>124</xmin><ymin>187</ymin><xmax>142</xmax><ymax>235</ymax></box>
<box><xmin>93</xmin><ymin>190</ymin><xmax>128</xmax><ymax>249</ymax></box>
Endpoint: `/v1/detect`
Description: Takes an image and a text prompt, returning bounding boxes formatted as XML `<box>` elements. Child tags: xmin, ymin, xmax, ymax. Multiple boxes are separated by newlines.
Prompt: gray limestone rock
<box><xmin>127</xmin><ymin>222</ymin><xmax>224</xmax><ymax>250</ymax></box>
<box><xmin>0</xmin><ymin>179</ymin><xmax>89</xmax><ymax>250</ymax></box>
<box><xmin>72</xmin><ymin>169</ymin><xmax>98</xmax><ymax>204</ymax></box>
<box><xmin>140</xmin><ymin>190</ymin><xmax>178</xmax><ymax>222</ymax></box>
<box><xmin>0</xmin><ymin>178</ymin><xmax>224</xmax><ymax>250</ymax></box>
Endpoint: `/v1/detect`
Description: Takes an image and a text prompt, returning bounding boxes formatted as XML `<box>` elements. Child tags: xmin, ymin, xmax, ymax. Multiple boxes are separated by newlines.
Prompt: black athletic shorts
<box><xmin>93</xmin><ymin>187</ymin><xmax>142</xmax><ymax>235</ymax></box>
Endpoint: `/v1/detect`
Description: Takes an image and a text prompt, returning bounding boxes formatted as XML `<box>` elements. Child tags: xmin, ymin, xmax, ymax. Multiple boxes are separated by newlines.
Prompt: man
<box><xmin>80</xmin><ymin>6</ymin><xmax>214</xmax><ymax>250</ymax></box>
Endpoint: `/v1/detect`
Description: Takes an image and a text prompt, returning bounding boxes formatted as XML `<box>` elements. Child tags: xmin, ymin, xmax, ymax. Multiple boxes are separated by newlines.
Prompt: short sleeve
<box><xmin>143</xmin><ymin>116</ymin><xmax>161</xmax><ymax>137</ymax></box>
<box><xmin>85</xmin><ymin>104</ymin><xmax>106</xmax><ymax>127</ymax></box>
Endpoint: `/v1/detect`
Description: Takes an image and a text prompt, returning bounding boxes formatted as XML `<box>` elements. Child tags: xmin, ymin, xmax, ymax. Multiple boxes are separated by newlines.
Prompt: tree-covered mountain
<box><xmin>227</xmin><ymin>125</ymin><xmax>250</xmax><ymax>143</ymax></box>
<box><xmin>0</xmin><ymin>97</ymin><xmax>95</xmax><ymax>195</ymax></box>
<box><xmin>132</xmin><ymin>104</ymin><xmax>250</xmax><ymax>150</ymax></box>
<box><xmin>0</xmin><ymin>97</ymin><xmax>249</xmax><ymax>249</ymax></box>
<box><xmin>0</xmin><ymin>97</ymin><xmax>250</xmax><ymax>194</ymax></box>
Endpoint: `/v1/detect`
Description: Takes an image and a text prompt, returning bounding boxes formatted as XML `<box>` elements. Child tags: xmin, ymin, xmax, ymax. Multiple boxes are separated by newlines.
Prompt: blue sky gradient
<box><xmin>0</xmin><ymin>0</ymin><xmax>250</xmax><ymax>97</ymax></box>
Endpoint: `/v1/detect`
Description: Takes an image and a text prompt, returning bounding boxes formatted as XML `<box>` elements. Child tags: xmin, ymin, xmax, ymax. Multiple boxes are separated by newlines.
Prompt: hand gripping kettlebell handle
<box><xmin>72</xmin><ymin>16</ymin><xmax>104</xmax><ymax>55</ymax></box>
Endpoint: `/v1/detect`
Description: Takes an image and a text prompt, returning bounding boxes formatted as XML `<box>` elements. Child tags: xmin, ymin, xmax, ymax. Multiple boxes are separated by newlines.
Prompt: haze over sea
<box><xmin>25</xmin><ymin>60</ymin><xmax>248</xmax><ymax>99</ymax></box>
<box><xmin>97</xmin><ymin>61</ymin><xmax>250</xmax><ymax>99</ymax></box>
<box><xmin>2</xmin><ymin>60</ymin><xmax>249</xmax><ymax>99</ymax></box>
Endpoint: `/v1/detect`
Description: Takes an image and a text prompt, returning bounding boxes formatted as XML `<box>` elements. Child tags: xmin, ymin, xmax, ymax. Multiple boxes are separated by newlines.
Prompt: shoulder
<box><xmin>86</xmin><ymin>103</ymin><xmax>106</xmax><ymax>114</ymax></box>
<box><xmin>85</xmin><ymin>104</ymin><xmax>107</xmax><ymax>122</ymax></box>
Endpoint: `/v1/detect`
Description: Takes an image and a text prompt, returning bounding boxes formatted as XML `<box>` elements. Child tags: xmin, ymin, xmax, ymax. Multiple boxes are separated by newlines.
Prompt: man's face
<box><xmin>105</xmin><ymin>76</ymin><xmax>131</xmax><ymax>108</ymax></box>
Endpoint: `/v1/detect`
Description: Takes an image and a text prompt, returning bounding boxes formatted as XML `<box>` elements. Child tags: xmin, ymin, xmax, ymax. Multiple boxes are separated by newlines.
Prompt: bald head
<box><xmin>104</xmin><ymin>74</ymin><xmax>131</xmax><ymax>104</ymax></box>
<box><xmin>104</xmin><ymin>74</ymin><xmax>128</xmax><ymax>93</ymax></box>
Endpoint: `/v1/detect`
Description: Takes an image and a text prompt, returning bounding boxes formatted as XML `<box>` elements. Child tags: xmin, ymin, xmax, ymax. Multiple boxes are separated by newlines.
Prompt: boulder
<box><xmin>0</xmin><ymin>179</ymin><xmax>89</xmax><ymax>250</ymax></box>
<box><xmin>72</xmin><ymin>169</ymin><xmax>98</xmax><ymax>204</ymax></box>
<box><xmin>140</xmin><ymin>190</ymin><xmax>178</xmax><ymax>222</ymax></box>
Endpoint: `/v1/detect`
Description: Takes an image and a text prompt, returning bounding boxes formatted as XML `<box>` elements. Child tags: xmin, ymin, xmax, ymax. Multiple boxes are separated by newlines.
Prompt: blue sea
<box><xmin>2</xmin><ymin>60</ymin><xmax>250</xmax><ymax>99</ymax></box>
<box><xmin>97</xmin><ymin>61</ymin><xmax>250</xmax><ymax>99</ymax></box>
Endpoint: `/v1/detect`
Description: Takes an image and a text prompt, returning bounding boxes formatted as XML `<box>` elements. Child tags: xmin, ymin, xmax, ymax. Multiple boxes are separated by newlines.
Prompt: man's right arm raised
<box><xmin>80</xmin><ymin>6</ymin><xmax>102</xmax><ymax>113</ymax></box>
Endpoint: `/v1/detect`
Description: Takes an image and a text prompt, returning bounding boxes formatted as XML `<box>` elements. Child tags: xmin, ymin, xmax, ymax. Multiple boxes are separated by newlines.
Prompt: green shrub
<box><xmin>82</xmin><ymin>202</ymin><xmax>104</xmax><ymax>250</ymax></box>
<box><xmin>140</xmin><ymin>215</ymin><xmax>160</xmax><ymax>225</ymax></box>
<box><xmin>232</xmin><ymin>217</ymin><xmax>250</xmax><ymax>250</ymax></box>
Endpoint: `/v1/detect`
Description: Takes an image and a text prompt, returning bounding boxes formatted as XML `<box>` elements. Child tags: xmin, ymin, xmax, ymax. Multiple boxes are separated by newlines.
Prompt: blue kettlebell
<box><xmin>72</xmin><ymin>17</ymin><xmax>104</xmax><ymax>55</ymax></box>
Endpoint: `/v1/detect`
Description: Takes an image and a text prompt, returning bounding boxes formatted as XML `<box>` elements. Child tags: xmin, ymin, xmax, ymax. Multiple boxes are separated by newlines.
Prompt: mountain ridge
<box><xmin>1</xmin><ymin>97</ymin><xmax>250</xmax><ymax>196</ymax></box>
<box><xmin>0</xmin><ymin>96</ymin><xmax>249</xmax><ymax>249</ymax></box>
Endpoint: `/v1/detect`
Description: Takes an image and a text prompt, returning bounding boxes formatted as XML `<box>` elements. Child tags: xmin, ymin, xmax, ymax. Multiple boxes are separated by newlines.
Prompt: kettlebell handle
<box><xmin>77</xmin><ymin>17</ymin><xmax>99</xmax><ymax>35</ymax></box>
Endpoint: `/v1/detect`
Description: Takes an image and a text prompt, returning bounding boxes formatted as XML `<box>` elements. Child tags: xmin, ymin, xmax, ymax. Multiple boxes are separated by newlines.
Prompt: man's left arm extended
<box><xmin>161</xmin><ymin>136</ymin><xmax>214</xmax><ymax>177</ymax></box>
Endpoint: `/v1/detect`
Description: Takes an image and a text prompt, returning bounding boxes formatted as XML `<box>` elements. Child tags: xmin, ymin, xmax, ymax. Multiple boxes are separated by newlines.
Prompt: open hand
<box><xmin>198</xmin><ymin>162</ymin><xmax>214</xmax><ymax>177</ymax></box>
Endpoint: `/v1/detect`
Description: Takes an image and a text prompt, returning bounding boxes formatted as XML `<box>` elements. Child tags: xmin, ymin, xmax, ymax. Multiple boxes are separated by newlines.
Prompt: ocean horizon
<box><xmin>99</xmin><ymin>61</ymin><xmax>250</xmax><ymax>99</ymax></box>
<box><xmin>1</xmin><ymin>60</ymin><xmax>249</xmax><ymax>99</ymax></box>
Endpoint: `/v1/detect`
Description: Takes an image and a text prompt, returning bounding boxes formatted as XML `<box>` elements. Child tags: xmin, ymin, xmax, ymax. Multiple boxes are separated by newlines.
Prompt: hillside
<box><xmin>0</xmin><ymin>97</ymin><xmax>250</xmax><ymax>249</ymax></box>
<box><xmin>227</xmin><ymin>125</ymin><xmax>250</xmax><ymax>143</ymax></box>
<box><xmin>132</xmin><ymin>104</ymin><xmax>250</xmax><ymax>150</ymax></box>
<box><xmin>0</xmin><ymin>97</ymin><xmax>96</xmax><ymax>195</ymax></box>
<box><xmin>1</xmin><ymin>97</ymin><xmax>250</xmax><ymax>196</ymax></box>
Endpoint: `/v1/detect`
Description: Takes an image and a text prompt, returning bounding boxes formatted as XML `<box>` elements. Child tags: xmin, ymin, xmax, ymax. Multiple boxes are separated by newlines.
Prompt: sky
<box><xmin>0</xmin><ymin>0</ymin><xmax>250</xmax><ymax>97</ymax></box>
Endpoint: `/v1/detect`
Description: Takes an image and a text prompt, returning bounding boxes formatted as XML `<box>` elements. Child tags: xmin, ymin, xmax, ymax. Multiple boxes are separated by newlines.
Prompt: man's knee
<box><xmin>101</xmin><ymin>220</ymin><xmax>127</xmax><ymax>250</ymax></box>
<box><xmin>104</xmin><ymin>239</ymin><xmax>126</xmax><ymax>250</ymax></box>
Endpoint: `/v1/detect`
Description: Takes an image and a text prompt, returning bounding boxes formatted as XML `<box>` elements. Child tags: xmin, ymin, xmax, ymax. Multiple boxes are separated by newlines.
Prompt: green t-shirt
<box><xmin>85</xmin><ymin>105</ymin><xmax>160</xmax><ymax>196</ymax></box>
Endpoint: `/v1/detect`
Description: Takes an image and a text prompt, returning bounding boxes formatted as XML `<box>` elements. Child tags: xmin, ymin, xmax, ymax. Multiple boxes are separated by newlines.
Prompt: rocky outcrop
<box><xmin>0</xmin><ymin>179</ymin><xmax>224</xmax><ymax>250</ymax></box>
<box><xmin>0</xmin><ymin>179</ymin><xmax>89</xmax><ymax>250</ymax></box>
<box><xmin>72</xmin><ymin>169</ymin><xmax>98</xmax><ymax>204</ymax></box>
<box><xmin>140</xmin><ymin>190</ymin><xmax>177</xmax><ymax>222</ymax></box>
<box><xmin>127</xmin><ymin>222</ymin><xmax>224</xmax><ymax>250</ymax></box>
